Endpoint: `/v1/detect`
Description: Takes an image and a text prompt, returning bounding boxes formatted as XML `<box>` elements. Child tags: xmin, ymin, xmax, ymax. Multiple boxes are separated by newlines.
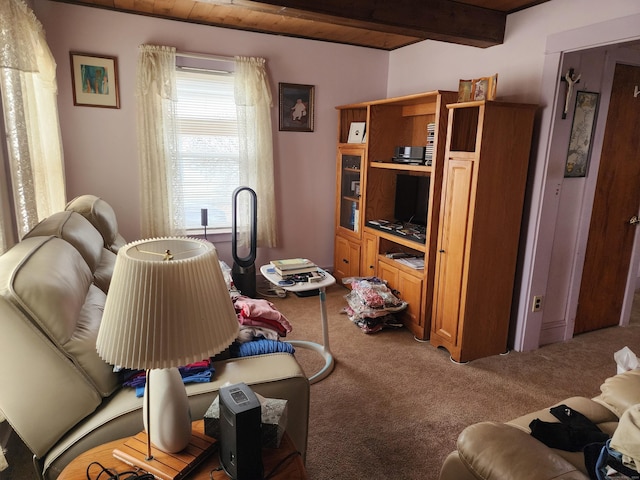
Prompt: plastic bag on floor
<box><xmin>343</xmin><ymin>279</ymin><xmax>407</xmax><ymax>320</ymax></box>
<box><xmin>614</xmin><ymin>347</ymin><xmax>639</xmax><ymax>374</ymax></box>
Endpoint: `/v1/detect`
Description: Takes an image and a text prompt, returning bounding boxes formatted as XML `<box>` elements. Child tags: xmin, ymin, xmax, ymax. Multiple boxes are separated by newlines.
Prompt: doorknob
<box><xmin>630</xmin><ymin>215</ymin><xmax>640</xmax><ymax>226</ymax></box>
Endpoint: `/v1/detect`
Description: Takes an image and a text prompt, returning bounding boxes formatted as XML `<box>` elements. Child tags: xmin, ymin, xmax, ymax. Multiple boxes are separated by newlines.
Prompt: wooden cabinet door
<box><xmin>361</xmin><ymin>232</ymin><xmax>378</xmax><ymax>278</ymax></box>
<box><xmin>377</xmin><ymin>260</ymin><xmax>399</xmax><ymax>290</ymax></box>
<box><xmin>334</xmin><ymin>234</ymin><xmax>360</xmax><ymax>283</ymax></box>
<box><xmin>377</xmin><ymin>260</ymin><xmax>423</xmax><ymax>331</ymax></box>
<box><xmin>335</xmin><ymin>147</ymin><xmax>364</xmax><ymax>237</ymax></box>
<box><xmin>432</xmin><ymin>158</ymin><xmax>474</xmax><ymax>347</ymax></box>
<box><xmin>397</xmin><ymin>273</ymin><xmax>423</xmax><ymax>328</ymax></box>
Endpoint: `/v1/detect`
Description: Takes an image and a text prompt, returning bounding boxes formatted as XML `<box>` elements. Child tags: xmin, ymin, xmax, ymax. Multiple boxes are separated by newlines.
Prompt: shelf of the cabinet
<box><xmin>446</xmin><ymin>151</ymin><xmax>477</xmax><ymax>159</ymax></box>
<box><xmin>377</xmin><ymin>255</ymin><xmax>424</xmax><ymax>278</ymax></box>
<box><xmin>336</xmin><ymin>225</ymin><xmax>360</xmax><ymax>241</ymax></box>
<box><xmin>343</xmin><ymin>167</ymin><xmax>362</xmax><ymax>173</ymax></box>
<box><xmin>370</xmin><ymin>162</ymin><xmax>433</xmax><ymax>173</ymax></box>
<box><xmin>338</xmin><ymin>142</ymin><xmax>367</xmax><ymax>148</ymax></box>
<box><xmin>342</xmin><ymin>195</ymin><xmax>360</xmax><ymax>203</ymax></box>
<box><xmin>447</xmin><ymin>99</ymin><xmax>486</xmax><ymax>109</ymax></box>
<box><xmin>364</xmin><ymin>226</ymin><xmax>426</xmax><ymax>252</ymax></box>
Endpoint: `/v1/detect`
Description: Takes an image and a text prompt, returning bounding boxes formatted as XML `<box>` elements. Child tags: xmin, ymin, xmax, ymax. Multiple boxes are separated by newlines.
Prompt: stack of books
<box><xmin>395</xmin><ymin>256</ymin><xmax>424</xmax><ymax>270</ymax></box>
<box><xmin>425</xmin><ymin>123</ymin><xmax>435</xmax><ymax>166</ymax></box>
<box><xmin>270</xmin><ymin>258</ymin><xmax>318</xmax><ymax>277</ymax></box>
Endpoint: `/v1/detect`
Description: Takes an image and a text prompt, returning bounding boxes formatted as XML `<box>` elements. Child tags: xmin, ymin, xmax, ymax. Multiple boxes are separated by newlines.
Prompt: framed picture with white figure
<box><xmin>279</xmin><ymin>83</ymin><xmax>315</xmax><ymax>132</ymax></box>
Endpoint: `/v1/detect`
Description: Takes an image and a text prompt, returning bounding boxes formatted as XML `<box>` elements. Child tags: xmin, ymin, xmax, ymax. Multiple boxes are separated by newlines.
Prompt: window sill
<box><xmin>188</xmin><ymin>228</ymin><xmax>232</xmax><ymax>243</ymax></box>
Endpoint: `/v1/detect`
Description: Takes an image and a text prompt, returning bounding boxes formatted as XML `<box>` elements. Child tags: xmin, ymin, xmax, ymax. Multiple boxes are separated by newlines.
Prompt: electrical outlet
<box><xmin>532</xmin><ymin>295</ymin><xmax>544</xmax><ymax>312</ymax></box>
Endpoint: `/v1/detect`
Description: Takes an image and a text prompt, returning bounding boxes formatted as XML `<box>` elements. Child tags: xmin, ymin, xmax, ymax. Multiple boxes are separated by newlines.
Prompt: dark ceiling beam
<box><xmin>229</xmin><ymin>0</ymin><xmax>506</xmax><ymax>47</ymax></box>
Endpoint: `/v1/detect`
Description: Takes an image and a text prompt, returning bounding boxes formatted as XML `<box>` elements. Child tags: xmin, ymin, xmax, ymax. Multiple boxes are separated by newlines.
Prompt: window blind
<box><xmin>175</xmin><ymin>69</ymin><xmax>239</xmax><ymax>230</ymax></box>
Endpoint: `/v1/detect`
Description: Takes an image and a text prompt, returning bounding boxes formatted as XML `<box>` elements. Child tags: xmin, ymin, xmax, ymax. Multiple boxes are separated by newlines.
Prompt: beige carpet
<box><xmin>268</xmin><ymin>284</ymin><xmax>640</xmax><ymax>480</ymax></box>
<box><xmin>3</xmin><ymin>285</ymin><xmax>640</xmax><ymax>480</ymax></box>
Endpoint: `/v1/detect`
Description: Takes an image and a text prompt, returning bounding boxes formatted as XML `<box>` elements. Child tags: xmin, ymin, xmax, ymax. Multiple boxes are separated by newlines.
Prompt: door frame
<box><xmin>514</xmin><ymin>13</ymin><xmax>640</xmax><ymax>352</ymax></box>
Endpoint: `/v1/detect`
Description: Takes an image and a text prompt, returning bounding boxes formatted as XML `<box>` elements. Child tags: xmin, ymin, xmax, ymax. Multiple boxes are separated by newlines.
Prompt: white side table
<box><xmin>260</xmin><ymin>265</ymin><xmax>336</xmax><ymax>384</ymax></box>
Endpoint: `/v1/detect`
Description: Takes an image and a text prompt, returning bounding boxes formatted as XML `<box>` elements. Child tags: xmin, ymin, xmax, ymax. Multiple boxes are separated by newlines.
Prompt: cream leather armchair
<box><xmin>439</xmin><ymin>370</ymin><xmax>640</xmax><ymax>480</ymax></box>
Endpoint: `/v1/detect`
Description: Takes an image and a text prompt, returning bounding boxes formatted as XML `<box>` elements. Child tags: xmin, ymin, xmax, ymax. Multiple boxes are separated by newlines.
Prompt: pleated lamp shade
<box><xmin>97</xmin><ymin>237</ymin><xmax>239</xmax><ymax>370</ymax></box>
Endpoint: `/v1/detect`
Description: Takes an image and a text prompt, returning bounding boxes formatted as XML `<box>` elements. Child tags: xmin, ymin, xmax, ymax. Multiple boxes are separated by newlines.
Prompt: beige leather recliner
<box><xmin>439</xmin><ymin>369</ymin><xmax>640</xmax><ymax>480</ymax></box>
<box><xmin>0</xmin><ymin>196</ymin><xmax>310</xmax><ymax>480</ymax></box>
<box><xmin>65</xmin><ymin>194</ymin><xmax>127</xmax><ymax>254</ymax></box>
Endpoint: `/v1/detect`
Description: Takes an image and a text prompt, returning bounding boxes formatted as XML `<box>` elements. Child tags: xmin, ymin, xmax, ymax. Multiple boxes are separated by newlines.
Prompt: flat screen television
<box><xmin>394</xmin><ymin>174</ymin><xmax>430</xmax><ymax>226</ymax></box>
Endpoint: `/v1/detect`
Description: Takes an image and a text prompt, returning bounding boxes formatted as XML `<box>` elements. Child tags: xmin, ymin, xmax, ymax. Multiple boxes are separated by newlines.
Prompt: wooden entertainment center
<box><xmin>334</xmin><ymin>90</ymin><xmax>537</xmax><ymax>362</ymax></box>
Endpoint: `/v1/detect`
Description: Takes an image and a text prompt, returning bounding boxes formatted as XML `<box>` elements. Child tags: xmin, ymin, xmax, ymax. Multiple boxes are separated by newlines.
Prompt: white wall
<box><xmin>33</xmin><ymin>0</ymin><xmax>389</xmax><ymax>269</ymax></box>
<box><xmin>388</xmin><ymin>0</ymin><xmax>640</xmax><ymax>102</ymax></box>
<box><xmin>387</xmin><ymin>0</ymin><xmax>640</xmax><ymax>351</ymax></box>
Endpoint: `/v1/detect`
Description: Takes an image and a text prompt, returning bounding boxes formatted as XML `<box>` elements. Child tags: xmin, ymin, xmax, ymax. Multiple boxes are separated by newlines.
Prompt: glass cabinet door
<box><xmin>338</xmin><ymin>148</ymin><xmax>364</xmax><ymax>233</ymax></box>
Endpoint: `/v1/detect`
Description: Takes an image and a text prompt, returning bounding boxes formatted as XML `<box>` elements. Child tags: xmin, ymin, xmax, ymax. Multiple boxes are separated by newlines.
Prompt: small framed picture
<box><xmin>457</xmin><ymin>79</ymin><xmax>473</xmax><ymax>102</ymax></box>
<box><xmin>472</xmin><ymin>74</ymin><xmax>498</xmax><ymax>101</ymax></box>
<box><xmin>279</xmin><ymin>83</ymin><xmax>315</xmax><ymax>132</ymax></box>
<box><xmin>472</xmin><ymin>78</ymin><xmax>489</xmax><ymax>100</ymax></box>
<box><xmin>565</xmin><ymin>91</ymin><xmax>599</xmax><ymax>178</ymax></box>
<box><xmin>458</xmin><ymin>74</ymin><xmax>498</xmax><ymax>102</ymax></box>
<box><xmin>70</xmin><ymin>52</ymin><xmax>120</xmax><ymax>108</ymax></box>
<box><xmin>347</xmin><ymin>122</ymin><xmax>366</xmax><ymax>143</ymax></box>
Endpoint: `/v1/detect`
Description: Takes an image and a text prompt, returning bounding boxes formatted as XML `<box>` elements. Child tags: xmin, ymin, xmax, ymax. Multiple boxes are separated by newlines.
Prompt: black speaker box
<box><xmin>219</xmin><ymin>383</ymin><xmax>263</xmax><ymax>480</ymax></box>
<box><xmin>393</xmin><ymin>146</ymin><xmax>426</xmax><ymax>160</ymax></box>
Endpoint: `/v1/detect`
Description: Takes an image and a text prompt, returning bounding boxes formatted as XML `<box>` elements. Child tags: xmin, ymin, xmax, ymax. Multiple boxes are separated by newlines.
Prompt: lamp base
<box><xmin>113</xmin><ymin>425</ymin><xmax>217</xmax><ymax>480</ymax></box>
<box><xmin>144</xmin><ymin>367</ymin><xmax>192</xmax><ymax>453</ymax></box>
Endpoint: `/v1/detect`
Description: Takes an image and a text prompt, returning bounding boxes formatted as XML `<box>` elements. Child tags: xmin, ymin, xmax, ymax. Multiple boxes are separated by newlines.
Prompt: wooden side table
<box><xmin>58</xmin><ymin>420</ymin><xmax>307</xmax><ymax>480</ymax></box>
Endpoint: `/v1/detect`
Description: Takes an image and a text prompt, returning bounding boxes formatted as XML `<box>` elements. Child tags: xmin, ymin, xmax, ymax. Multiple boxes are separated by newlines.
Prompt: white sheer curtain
<box><xmin>0</xmin><ymin>0</ymin><xmax>66</xmax><ymax>254</ymax></box>
<box><xmin>136</xmin><ymin>45</ymin><xmax>184</xmax><ymax>237</ymax></box>
<box><xmin>234</xmin><ymin>56</ymin><xmax>278</xmax><ymax>248</ymax></box>
<box><xmin>136</xmin><ymin>49</ymin><xmax>277</xmax><ymax>243</ymax></box>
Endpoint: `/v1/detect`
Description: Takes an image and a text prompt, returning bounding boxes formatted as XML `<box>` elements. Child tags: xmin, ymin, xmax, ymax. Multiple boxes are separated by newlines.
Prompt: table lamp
<box><xmin>96</xmin><ymin>237</ymin><xmax>239</xmax><ymax>475</ymax></box>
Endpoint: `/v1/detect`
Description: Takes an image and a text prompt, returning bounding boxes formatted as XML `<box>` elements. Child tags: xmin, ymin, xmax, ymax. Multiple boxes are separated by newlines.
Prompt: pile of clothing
<box><xmin>342</xmin><ymin>277</ymin><xmax>407</xmax><ymax>333</ymax></box>
<box><xmin>231</xmin><ymin>295</ymin><xmax>295</xmax><ymax>356</ymax></box>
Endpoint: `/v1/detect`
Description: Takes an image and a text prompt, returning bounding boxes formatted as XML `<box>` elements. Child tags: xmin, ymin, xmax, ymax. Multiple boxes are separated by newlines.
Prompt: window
<box><xmin>175</xmin><ymin>68</ymin><xmax>239</xmax><ymax>231</ymax></box>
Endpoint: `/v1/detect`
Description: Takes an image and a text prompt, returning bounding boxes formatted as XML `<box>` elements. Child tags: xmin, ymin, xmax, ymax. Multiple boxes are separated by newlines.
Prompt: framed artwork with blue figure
<box><xmin>70</xmin><ymin>52</ymin><xmax>120</xmax><ymax>108</ymax></box>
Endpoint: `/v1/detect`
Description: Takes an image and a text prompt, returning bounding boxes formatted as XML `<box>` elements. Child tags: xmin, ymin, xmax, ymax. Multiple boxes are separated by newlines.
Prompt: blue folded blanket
<box><xmin>231</xmin><ymin>339</ymin><xmax>295</xmax><ymax>357</ymax></box>
<box><xmin>134</xmin><ymin>370</ymin><xmax>212</xmax><ymax>397</ymax></box>
<box><xmin>123</xmin><ymin>361</ymin><xmax>215</xmax><ymax>397</ymax></box>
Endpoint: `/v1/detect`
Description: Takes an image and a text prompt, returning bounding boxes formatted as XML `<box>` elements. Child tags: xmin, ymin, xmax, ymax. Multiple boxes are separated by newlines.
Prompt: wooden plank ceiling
<box><xmin>51</xmin><ymin>0</ymin><xmax>552</xmax><ymax>50</ymax></box>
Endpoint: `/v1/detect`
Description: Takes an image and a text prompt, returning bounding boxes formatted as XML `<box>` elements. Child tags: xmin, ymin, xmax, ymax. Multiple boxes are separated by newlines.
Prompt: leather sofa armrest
<box><xmin>450</xmin><ymin>422</ymin><xmax>589</xmax><ymax>480</ymax></box>
<box><xmin>440</xmin><ymin>451</ymin><xmax>481</xmax><ymax>480</ymax></box>
<box><xmin>506</xmin><ymin>396</ymin><xmax>619</xmax><ymax>433</ymax></box>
